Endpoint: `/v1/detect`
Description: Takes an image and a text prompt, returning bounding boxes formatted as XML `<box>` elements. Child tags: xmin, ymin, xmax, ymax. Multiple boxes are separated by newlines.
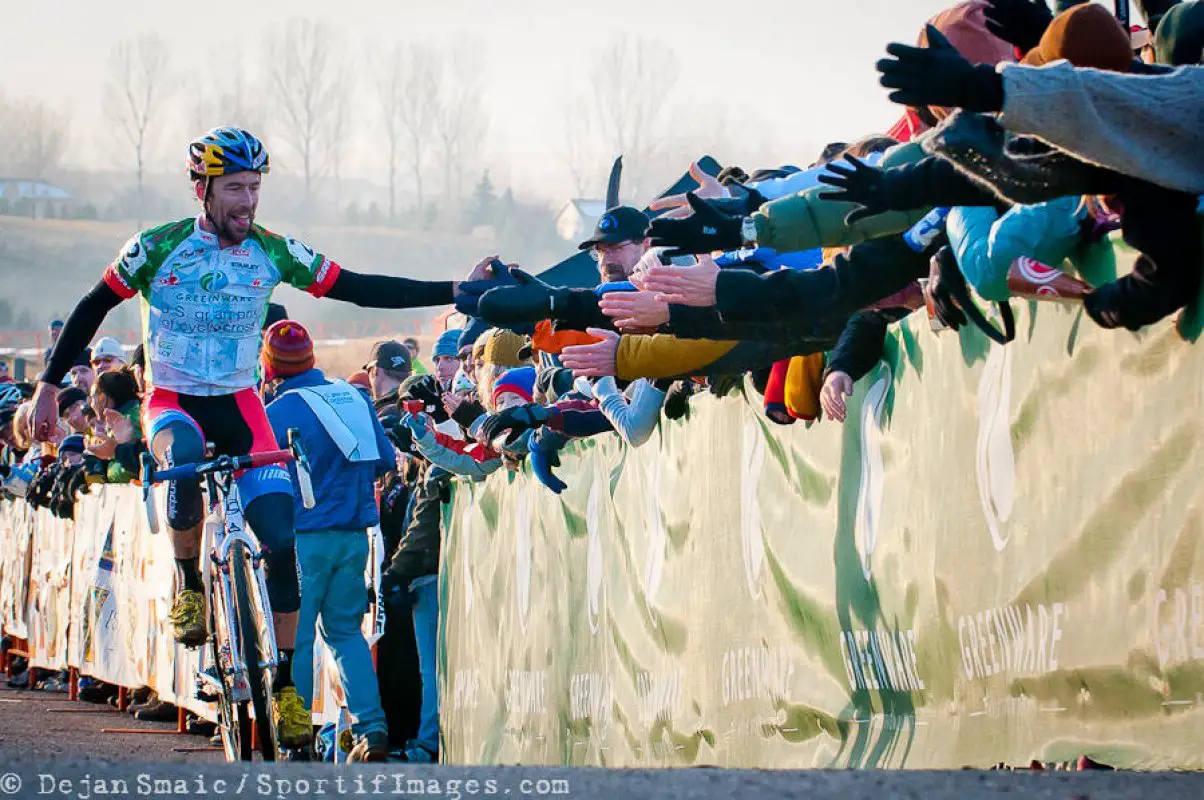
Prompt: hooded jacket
<box><xmin>266</xmin><ymin>367</ymin><xmax>395</xmax><ymax>532</ymax></box>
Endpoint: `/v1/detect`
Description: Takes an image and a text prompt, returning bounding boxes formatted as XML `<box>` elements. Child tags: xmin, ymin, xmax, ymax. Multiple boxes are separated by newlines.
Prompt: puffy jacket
<box><xmin>265</xmin><ymin>368</ymin><xmax>394</xmax><ymax>533</ymax></box>
<box><xmin>748</xmin><ymin>140</ymin><xmax>930</xmax><ymax>253</ymax></box>
<box><xmin>947</xmin><ymin>196</ymin><xmax>1086</xmax><ymax>302</ymax></box>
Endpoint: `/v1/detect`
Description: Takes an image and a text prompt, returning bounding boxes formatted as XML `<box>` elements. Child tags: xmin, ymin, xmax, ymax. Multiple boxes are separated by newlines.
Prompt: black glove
<box><xmin>878</xmin><ymin>26</ymin><xmax>1005</xmax><ymax>113</ymax></box>
<box><xmin>984</xmin><ymin>0</ymin><xmax>1053</xmax><ymax>52</ymax></box>
<box><xmin>454</xmin><ymin>262</ymin><xmax>520</xmax><ymax>317</ymax></box>
<box><xmin>450</xmin><ymin>396</ymin><xmax>487</xmax><ymax>430</ymax></box>
<box><xmin>477</xmin><ymin>268</ymin><xmax>570</xmax><ymax>326</ymax></box>
<box><xmin>386</xmin><ymin>422</ymin><xmax>414</xmax><ymax>454</ymax></box>
<box><xmin>662</xmin><ymin>380</ymin><xmax>694</xmax><ymax>421</ymax></box>
<box><xmin>647</xmin><ymin>192</ymin><xmax>743</xmax><ymax>256</ymax></box>
<box><xmin>480</xmin><ymin>404</ymin><xmax>555</xmax><ymax>446</ymax></box>
<box><xmin>926</xmin><ymin>246</ymin><xmax>969</xmax><ymax>331</ymax></box>
<box><xmin>816</xmin><ymin>155</ymin><xmax>894</xmax><ymax>224</ymax></box>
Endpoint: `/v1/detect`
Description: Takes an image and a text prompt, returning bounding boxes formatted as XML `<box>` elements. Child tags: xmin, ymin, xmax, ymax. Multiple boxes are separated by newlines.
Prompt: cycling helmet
<box><xmin>188</xmin><ymin>127</ymin><xmax>270</xmax><ymax>182</ymax></box>
<box><xmin>0</xmin><ymin>384</ymin><xmax>22</xmax><ymax>428</ymax></box>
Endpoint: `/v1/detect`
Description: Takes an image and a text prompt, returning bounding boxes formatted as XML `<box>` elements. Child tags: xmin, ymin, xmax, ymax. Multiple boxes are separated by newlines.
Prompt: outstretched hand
<box><xmin>560</xmin><ymin>328</ymin><xmax>620</xmax><ymax>378</ymax></box>
<box><xmin>648</xmin><ymin>161</ymin><xmax>730</xmax><ymax>214</ymax></box>
<box><xmin>877</xmin><ymin>26</ymin><xmax>1005</xmax><ymax>113</ymax></box>
<box><xmin>646</xmin><ymin>193</ymin><xmax>743</xmax><ymax>257</ymax></box>
<box><xmin>816</xmin><ymin>155</ymin><xmax>890</xmax><ymax>225</ymax></box>
<box><xmin>479</xmin><ymin>403</ymin><xmax>553</xmax><ymax>446</ymax></box>
<box><xmin>983</xmin><ymin>0</ymin><xmax>1052</xmax><ymax>53</ymax></box>
<box><xmin>455</xmin><ymin>256</ymin><xmax>520</xmax><ymax>316</ymax></box>
<box><xmin>599</xmin><ymin>290</ymin><xmax>670</xmax><ymax>333</ymax></box>
<box><xmin>641</xmin><ymin>254</ymin><xmax>720</xmax><ymax>308</ymax></box>
<box><xmin>476</xmin><ymin>268</ymin><xmax>564</xmax><ymax>325</ymax></box>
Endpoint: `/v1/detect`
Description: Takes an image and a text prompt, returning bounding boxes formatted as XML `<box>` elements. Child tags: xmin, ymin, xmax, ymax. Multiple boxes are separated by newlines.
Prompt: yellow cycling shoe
<box><xmin>168</xmin><ymin>590</ymin><xmax>208</xmax><ymax>648</ymax></box>
<box><xmin>272</xmin><ymin>686</ymin><xmax>313</xmax><ymax>749</ymax></box>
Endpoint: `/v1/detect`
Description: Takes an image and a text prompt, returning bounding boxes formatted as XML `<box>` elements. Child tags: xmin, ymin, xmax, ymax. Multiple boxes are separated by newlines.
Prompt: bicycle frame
<box><xmin>196</xmin><ymin>470</ymin><xmax>278</xmax><ymax>708</ymax></box>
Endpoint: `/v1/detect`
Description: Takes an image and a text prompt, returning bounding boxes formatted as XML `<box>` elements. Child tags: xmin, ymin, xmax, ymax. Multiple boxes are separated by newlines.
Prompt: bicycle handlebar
<box><xmin>148</xmin><ymin>449</ymin><xmax>294</xmax><ymax>484</ymax></box>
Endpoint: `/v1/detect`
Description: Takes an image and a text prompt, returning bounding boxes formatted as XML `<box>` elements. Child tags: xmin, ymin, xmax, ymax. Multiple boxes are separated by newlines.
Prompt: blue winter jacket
<box><xmin>265</xmin><ymin>368</ymin><xmax>394</xmax><ymax>533</ymax></box>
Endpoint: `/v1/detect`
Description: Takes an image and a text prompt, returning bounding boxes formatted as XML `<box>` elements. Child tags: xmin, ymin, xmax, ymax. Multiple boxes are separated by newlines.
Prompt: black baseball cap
<box><xmin>577</xmin><ymin>206</ymin><xmax>649</xmax><ymax>250</ymax></box>
<box><xmin>364</xmin><ymin>340</ymin><xmax>413</xmax><ymax>374</ymax></box>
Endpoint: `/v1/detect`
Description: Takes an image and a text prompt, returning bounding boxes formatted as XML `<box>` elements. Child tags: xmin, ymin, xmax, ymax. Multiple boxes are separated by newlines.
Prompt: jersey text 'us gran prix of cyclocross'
<box><xmin>103</xmin><ymin>215</ymin><xmax>340</xmax><ymax>396</ymax></box>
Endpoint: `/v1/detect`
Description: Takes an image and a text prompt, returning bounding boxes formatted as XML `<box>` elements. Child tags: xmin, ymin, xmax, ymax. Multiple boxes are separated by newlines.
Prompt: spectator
<box><xmin>85</xmin><ymin>370</ymin><xmax>143</xmax><ymax>484</ymax></box>
<box><xmin>90</xmin><ymin>337</ymin><xmax>127</xmax><ymax>373</ymax></box>
<box><xmin>261</xmin><ymin>320</ymin><xmax>394</xmax><ymax>762</ymax></box>
<box><xmin>403</xmin><ymin>337</ymin><xmax>430</xmax><ymax>375</ymax></box>
<box><xmin>579</xmin><ymin>206</ymin><xmax>652</xmax><ymax>284</ymax></box>
<box><xmin>0</xmin><ymin>360</ymin><xmax>11</xmax><ymax>384</ymax></box>
<box><xmin>347</xmin><ymin>370</ymin><xmax>371</xmax><ymax>392</ymax></box>
<box><xmin>68</xmin><ymin>348</ymin><xmax>94</xmax><ymax>393</ymax></box>
<box><xmin>43</xmin><ymin>320</ymin><xmax>63</xmax><ymax>366</ymax></box>
<box><xmin>56</xmin><ymin>387</ymin><xmax>92</xmax><ymax>436</ymax></box>
<box><xmin>431</xmin><ymin>329</ymin><xmax>462</xmax><ymax>390</ymax></box>
<box><xmin>363</xmin><ymin>340</ymin><xmax>414</xmax><ymax>412</ymax></box>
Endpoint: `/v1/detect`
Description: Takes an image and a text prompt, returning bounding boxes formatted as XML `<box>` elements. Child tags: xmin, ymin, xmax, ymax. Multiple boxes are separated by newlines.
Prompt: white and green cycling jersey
<box><xmin>103</xmin><ymin>215</ymin><xmax>340</xmax><ymax>396</ymax></box>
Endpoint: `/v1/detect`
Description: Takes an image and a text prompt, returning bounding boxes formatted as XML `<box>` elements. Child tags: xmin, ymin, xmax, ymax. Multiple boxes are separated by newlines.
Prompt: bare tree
<box><xmin>431</xmin><ymin>46</ymin><xmax>489</xmax><ymax>217</ymax></box>
<box><xmin>266</xmin><ymin>18</ymin><xmax>349</xmax><ymax>213</ymax></box>
<box><xmin>369</xmin><ymin>41</ymin><xmax>440</xmax><ymax>223</ymax></box>
<box><xmin>104</xmin><ymin>34</ymin><xmax>173</xmax><ymax>226</ymax></box>
<box><xmin>559</xmin><ymin>95</ymin><xmax>599</xmax><ymax>198</ymax></box>
<box><xmin>0</xmin><ymin>93</ymin><xmax>70</xmax><ymax>179</ymax></box>
<box><xmin>213</xmin><ymin>51</ymin><xmax>265</xmax><ymax>134</ymax></box>
<box><xmin>585</xmin><ymin>35</ymin><xmax>681</xmax><ymax>202</ymax></box>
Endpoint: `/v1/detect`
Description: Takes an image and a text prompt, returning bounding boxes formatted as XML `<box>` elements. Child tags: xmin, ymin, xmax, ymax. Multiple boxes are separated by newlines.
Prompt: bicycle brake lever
<box><xmin>140</xmin><ymin>452</ymin><xmax>160</xmax><ymax>535</ymax></box>
<box><xmin>287</xmin><ymin>428</ymin><xmax>316</xmax><ymax>510</ymax></box>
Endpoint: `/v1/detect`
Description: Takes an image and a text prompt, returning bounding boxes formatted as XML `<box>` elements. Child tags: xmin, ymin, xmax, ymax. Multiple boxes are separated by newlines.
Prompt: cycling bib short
<box><xmin>103</xmin><ymin>215</ymin><xmax>341</xmax><ymax>397</ymax></box>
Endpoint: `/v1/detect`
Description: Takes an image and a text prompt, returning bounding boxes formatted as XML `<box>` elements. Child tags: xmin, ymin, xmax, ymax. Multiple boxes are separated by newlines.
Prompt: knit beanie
<box><xmin>58</xmin><ymin>434</ymin><xmax>85</xmax><ymax>456</ymax></box>
<box><xmin>56</xmin><ymin>387</ymin><xmax>88</xmax><ymax>418</ymax></box>
<box><xmin>1022</xmin><ymin>2</ymin><xmax>1134</xmax><ymax>72</ymax></box>
<box><xmin>491</xmin><ymin>366</ymin><xmax>536</xmax><ymax>405</ymax></box>
<box><xmin>347</xmin><ymin>370</ymin><xmax>371</xmax><ymax>390</ymax></box>
<box><xmin>261</xmin><ymin>320</ymin><xmax>315</xmax><ymax>381</ymax></box>
<box><xmin>433</xmin><ymin>328</ymin><xmax>462</xmax><ymax>360</ymax></box>
<box><xmin>482</xmin><ymin>329</ymin><xmax>532</xmax><ymax>369</ymax></box>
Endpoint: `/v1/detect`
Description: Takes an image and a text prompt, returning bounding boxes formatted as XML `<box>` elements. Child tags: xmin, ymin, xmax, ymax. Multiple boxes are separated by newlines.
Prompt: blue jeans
<box><xmin>294</xmin><ymin>530</ymin><xmax>387</xmax><ymax>737</ymax></box>
<box><xmin>410</xmin><ymin>574</ymin><xmax>439</xmax><ymax>754</ymax></box>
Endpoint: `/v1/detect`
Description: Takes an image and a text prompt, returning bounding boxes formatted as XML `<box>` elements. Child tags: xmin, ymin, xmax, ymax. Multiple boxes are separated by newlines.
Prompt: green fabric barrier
<box><xmin>439</xmin><ymin>250</ymin><xmax>1204</xmax><ymax>769</ymax></box>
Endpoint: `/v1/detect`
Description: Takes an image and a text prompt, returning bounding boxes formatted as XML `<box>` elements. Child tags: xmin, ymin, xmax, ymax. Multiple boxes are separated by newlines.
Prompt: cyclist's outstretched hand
<box><xmin>31</xmin><ymin>382</ymin><xmax>58</xmax><ymax>442</ymax></box>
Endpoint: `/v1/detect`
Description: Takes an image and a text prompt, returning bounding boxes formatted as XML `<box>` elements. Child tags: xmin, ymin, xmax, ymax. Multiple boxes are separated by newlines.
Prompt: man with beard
<box><xmin>29</xmin><ymin>126</ymin><xmax>488</xmax><ymax>750</ymax></box>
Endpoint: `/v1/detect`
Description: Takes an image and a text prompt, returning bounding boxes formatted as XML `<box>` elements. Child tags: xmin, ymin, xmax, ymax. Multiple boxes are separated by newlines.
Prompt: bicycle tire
<box><xmin>210</xmin><ymin>561</ymin><xmax>252</xmax><ymax>761</ymax></box>
<box><xmin>229</xmin><ymin>541</ymin><xmax>279</xmax><ymax>761</ymax></box>
<box><xmin>211</xmin><ymin>630</ymin><xmax>252</xmax><ymax>761</ymax></box>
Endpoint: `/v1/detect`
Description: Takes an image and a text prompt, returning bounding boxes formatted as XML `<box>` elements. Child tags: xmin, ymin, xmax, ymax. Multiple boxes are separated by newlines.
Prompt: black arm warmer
<box><xmin>42</xmin><ymin>280</ymin><xmax>125</xmax><ymax>385</ymax></box>
<box><xmin>325</xmin><ymin>268</ymin><xmax>455</xmax><ymax>309</ymax></box>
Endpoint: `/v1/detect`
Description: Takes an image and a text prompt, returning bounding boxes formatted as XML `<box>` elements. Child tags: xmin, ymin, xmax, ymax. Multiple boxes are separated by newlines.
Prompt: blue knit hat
<box><xmin>491</xmin><ymin>366</ymin><xmax>536</xmax><ymax>405</ymax></box>
<box><xmin>433</xmin><ymin>328</ymin><xmax>462</xmax><ymax>359</ymax></box>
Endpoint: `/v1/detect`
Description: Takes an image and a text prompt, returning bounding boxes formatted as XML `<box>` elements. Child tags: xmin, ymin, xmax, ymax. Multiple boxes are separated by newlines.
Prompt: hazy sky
<box><xmin>1</xmin><ymin>0</ymin><xmax>1130</xmax><ymax>203</ymax></box>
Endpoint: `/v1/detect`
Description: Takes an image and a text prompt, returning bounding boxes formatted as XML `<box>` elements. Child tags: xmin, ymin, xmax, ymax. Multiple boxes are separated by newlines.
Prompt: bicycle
<box><xmin>139</xmin><ymin>430</ymin><xmax>315</xmax><ymax>762</ymax></box>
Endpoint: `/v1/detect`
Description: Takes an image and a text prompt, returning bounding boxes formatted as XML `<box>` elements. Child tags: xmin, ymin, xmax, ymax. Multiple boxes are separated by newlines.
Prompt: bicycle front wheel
<box><xmin>229</xmin><ymin>541</ymin><xmax>279</xmax><ymax>761</ymax></box>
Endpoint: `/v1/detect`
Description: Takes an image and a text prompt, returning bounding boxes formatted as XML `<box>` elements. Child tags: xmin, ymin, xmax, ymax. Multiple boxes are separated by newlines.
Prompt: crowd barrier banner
<box><xmin>441</xmin><ymin>300</ymin><xmax>1204</xmax><ymax>770</ymax></box>
<box><xmin>0</xmin><ymin>487</ymin><xmax>382</xmax><ymax>726</ymax></box>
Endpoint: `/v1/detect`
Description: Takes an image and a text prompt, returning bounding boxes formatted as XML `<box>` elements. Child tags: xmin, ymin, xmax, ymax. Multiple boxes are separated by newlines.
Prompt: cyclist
<box><xmin>30</xmin><ymin>127</ymin><xmax>488</xmax><ymax>749</ymax></box>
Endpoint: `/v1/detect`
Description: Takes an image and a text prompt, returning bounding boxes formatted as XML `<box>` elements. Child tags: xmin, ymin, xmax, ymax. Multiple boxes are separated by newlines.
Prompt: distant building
<box><xmin>554</xmin><ymin>199</ymin><xmax>605</xmax><ymax>242</ymax></box>
<box><xmin>0</xmin><ymin>178</ymin><xmax>72</xmax><ymax>219</ymax></box>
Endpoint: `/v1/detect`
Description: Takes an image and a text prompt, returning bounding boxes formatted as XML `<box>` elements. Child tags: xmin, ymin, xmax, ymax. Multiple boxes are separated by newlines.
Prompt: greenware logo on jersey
<box><xmin>199</xmin><ymin>271</ymin><xmax>229</xmax><ymax>292</ymax></box>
